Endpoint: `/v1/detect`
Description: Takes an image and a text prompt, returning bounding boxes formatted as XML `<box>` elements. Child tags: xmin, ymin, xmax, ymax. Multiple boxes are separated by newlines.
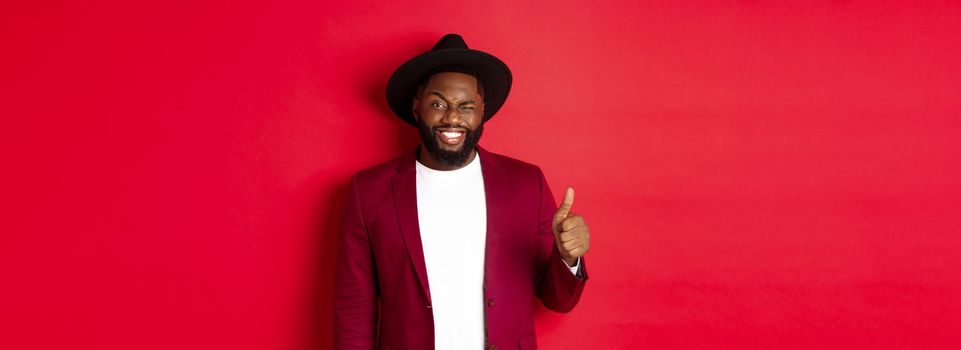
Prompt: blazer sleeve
<box><xmin>334</xmin><ymin>176</ymin><xmax>378</xmax><ymax>349</ymax></box>
<box><xmin>534</xmin><ymin>168</ymin><xmax>589</xmax><ymax>313</ymax></box>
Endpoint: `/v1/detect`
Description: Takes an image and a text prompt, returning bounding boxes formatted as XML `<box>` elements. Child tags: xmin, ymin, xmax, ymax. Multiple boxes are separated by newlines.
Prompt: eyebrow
<box><xmin>430</xmin><ymin>91</ymin><xmax>476</xmax><ymax>105</ymax></box>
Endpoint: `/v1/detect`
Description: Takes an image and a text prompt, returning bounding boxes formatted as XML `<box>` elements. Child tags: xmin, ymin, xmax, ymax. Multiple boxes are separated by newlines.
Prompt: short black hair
<box><xmin>414</xmin><ymin>66</ymin><xmax>486</xmax><ymax>99</ymax></box>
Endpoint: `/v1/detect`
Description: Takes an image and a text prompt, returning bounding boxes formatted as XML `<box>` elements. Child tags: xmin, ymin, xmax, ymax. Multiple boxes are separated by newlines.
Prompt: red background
<box><xmin>3</xmin><ymin>1</ymin><xmax>960</xmax><ymax>349</ymax></box>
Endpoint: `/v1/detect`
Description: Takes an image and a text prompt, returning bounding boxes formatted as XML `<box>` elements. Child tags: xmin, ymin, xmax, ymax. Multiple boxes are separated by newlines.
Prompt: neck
<box><xmin>418</xmin><ymin>147</ymin><xmax>477</xmax><ymax>171</ymax></box>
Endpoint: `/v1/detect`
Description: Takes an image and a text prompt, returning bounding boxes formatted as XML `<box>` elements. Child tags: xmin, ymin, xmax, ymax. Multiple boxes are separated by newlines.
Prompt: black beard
<box><xmin>417</xmin><ymin>121</ymin><xmax>484</xmax><ymax>168</ymax></box>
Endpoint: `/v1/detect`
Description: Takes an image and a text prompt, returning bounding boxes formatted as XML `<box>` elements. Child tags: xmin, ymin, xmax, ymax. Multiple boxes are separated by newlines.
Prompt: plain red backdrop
<box><xmin>2</xmin><ymin>1</ymin><xmax>960</xmax><ymax>349</ymax></box>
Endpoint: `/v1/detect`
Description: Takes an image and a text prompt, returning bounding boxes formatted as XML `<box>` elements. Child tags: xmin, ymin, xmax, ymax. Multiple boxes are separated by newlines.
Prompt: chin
<box><xmin>436</xmin><ymin>142</ymin><xmax>464</xmax><ymax>152</ymax></box>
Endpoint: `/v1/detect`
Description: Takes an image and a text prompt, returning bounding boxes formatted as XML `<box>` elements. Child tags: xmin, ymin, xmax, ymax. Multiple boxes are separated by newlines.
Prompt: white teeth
<box><xmin>442</xmin><ymin>131</ymin><xmax>463</xmax><ymax>138</ymax></box>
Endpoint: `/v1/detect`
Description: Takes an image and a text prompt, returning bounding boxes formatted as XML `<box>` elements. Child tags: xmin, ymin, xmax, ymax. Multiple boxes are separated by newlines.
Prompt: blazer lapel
<box><xmin>391</xmin><ymin>151</ymin><xmax>432</xmax><ymax>303</ymax></box>
<box><xmin>478</xmin><ymin>147</ymin><xmax>507</xmax><ymax>283</ymax></box>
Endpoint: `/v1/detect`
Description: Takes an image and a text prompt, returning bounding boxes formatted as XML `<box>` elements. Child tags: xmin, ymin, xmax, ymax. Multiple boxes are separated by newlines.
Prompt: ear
<box><xmin>411</xmin><ymin>96</ymin><xmax>420</xmax><ymax>121</ymax></box>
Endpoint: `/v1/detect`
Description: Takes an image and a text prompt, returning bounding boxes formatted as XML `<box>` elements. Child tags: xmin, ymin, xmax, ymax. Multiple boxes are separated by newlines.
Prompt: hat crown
<box><xmin>432</xmin><ymin>33</ymin><xmax>469</xmax><ymax>51</ymax></box>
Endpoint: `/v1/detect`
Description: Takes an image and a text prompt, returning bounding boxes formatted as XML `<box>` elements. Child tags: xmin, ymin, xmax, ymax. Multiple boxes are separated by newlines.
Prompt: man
<box><xmin>335</xmin><ymin>33</ymin><xmax>591</xmax><ymax>350</ymax></box>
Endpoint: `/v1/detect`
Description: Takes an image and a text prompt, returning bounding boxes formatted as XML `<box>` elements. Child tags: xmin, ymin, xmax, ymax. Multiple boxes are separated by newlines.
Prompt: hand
<box><xmin>553</xmin><ymin>187</ymin><xmax>590</xmax><ymax>266</ymax></box>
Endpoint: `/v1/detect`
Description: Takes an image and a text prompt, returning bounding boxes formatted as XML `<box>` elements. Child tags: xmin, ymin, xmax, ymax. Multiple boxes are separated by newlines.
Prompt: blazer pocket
<box><xmin>519</xmin><ymin>334</ymin><xmax>537</xmax><ymax>349</ymax></box>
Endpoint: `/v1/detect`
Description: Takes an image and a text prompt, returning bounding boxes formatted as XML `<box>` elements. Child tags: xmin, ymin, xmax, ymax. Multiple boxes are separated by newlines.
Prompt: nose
<box><xmin>441</xmin><ymin>108</ymin><xmax>463</xmax><ymax>125</ymax></box>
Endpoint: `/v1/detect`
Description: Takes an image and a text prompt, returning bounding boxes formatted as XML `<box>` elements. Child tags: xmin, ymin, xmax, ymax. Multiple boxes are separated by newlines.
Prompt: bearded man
<box><xmin>335</xmin><ymin>33</ymin><xmax>591</xmax><ymax>350</ymax></box>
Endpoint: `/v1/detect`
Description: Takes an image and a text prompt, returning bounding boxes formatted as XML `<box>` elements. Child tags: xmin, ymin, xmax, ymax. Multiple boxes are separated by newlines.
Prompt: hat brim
<box><xmin>386</xmin><ymin>48</ymin><xmax>512</xmax><ymax>126</ymax></box>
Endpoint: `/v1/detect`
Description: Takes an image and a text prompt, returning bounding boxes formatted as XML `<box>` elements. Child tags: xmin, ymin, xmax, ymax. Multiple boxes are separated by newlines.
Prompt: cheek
<box><xmin>468</xmin><ymin>111</ymin><xmax>483</xmax><ymax>128</ymax></box>
<box><xmin>418</xmin><ymin>108</ymin><xmax>445</xmax><ymax>123</ymax></box>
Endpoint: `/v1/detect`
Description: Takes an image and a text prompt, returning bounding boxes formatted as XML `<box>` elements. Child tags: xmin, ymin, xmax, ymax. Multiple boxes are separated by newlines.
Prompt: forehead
<box><xmin>424</xmin><ymin>72</ymin><xmax>481</xmax><ymax>95</ymax></box>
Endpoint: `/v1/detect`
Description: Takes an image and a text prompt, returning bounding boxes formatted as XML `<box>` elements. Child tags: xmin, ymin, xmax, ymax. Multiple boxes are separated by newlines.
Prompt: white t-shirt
<box><xmin>416</xmin><ymin>154</ymin><xmax>487</xmax><ymax>350</ymax></box>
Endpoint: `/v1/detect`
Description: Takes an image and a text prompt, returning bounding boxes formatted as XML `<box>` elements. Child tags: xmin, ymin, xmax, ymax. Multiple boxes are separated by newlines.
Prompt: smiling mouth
<box><xmin>436</xmin><ymin>127</ymin><xmax>466</xmax><ymax>145</ymax></box>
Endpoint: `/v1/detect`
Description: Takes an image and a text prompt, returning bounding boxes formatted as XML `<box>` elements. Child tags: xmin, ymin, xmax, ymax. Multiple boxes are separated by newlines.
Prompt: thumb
<box><xmin>553</xmin><ymin>187</ymin><xmax>575</xmax><ymax>225</ymax></box>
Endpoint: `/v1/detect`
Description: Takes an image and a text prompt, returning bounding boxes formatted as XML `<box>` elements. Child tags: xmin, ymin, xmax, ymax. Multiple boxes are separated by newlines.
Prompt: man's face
<box><xmin>412</xmin><ymin>72</ymin><xmax>485</xmax><ymax>167</ymax></box>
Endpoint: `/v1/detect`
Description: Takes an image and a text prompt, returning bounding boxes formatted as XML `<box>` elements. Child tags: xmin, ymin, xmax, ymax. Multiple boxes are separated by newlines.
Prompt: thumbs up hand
<box><xmin>553</xmin><ymin>187</ymin><xmax>590</xmax><ymax>266</ymax></box>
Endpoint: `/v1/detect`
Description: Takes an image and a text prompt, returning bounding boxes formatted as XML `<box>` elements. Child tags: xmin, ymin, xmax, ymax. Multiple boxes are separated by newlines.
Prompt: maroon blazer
<box><xmin>334</xmin><ymin>147</ymin><xmax>588</xmax><ymax>350</ymax></box>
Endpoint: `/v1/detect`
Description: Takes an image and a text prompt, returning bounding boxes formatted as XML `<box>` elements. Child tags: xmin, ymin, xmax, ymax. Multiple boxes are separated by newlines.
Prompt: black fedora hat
<box><xmin>386</xmin><ymin>33</ymin><xmax>512</xmax><ymax>126</ymax></box>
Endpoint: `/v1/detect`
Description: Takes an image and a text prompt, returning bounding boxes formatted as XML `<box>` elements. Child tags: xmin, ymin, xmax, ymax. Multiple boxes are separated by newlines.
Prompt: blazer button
<box><xmin>487</xmin><ymin>298</ymin><xmax>494</xmax><ymax>307</ymax></box>
<box><xmin>426</xmin><ymin>304</ymin><xmax>432</xmax><ymax>309</ymax></box>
